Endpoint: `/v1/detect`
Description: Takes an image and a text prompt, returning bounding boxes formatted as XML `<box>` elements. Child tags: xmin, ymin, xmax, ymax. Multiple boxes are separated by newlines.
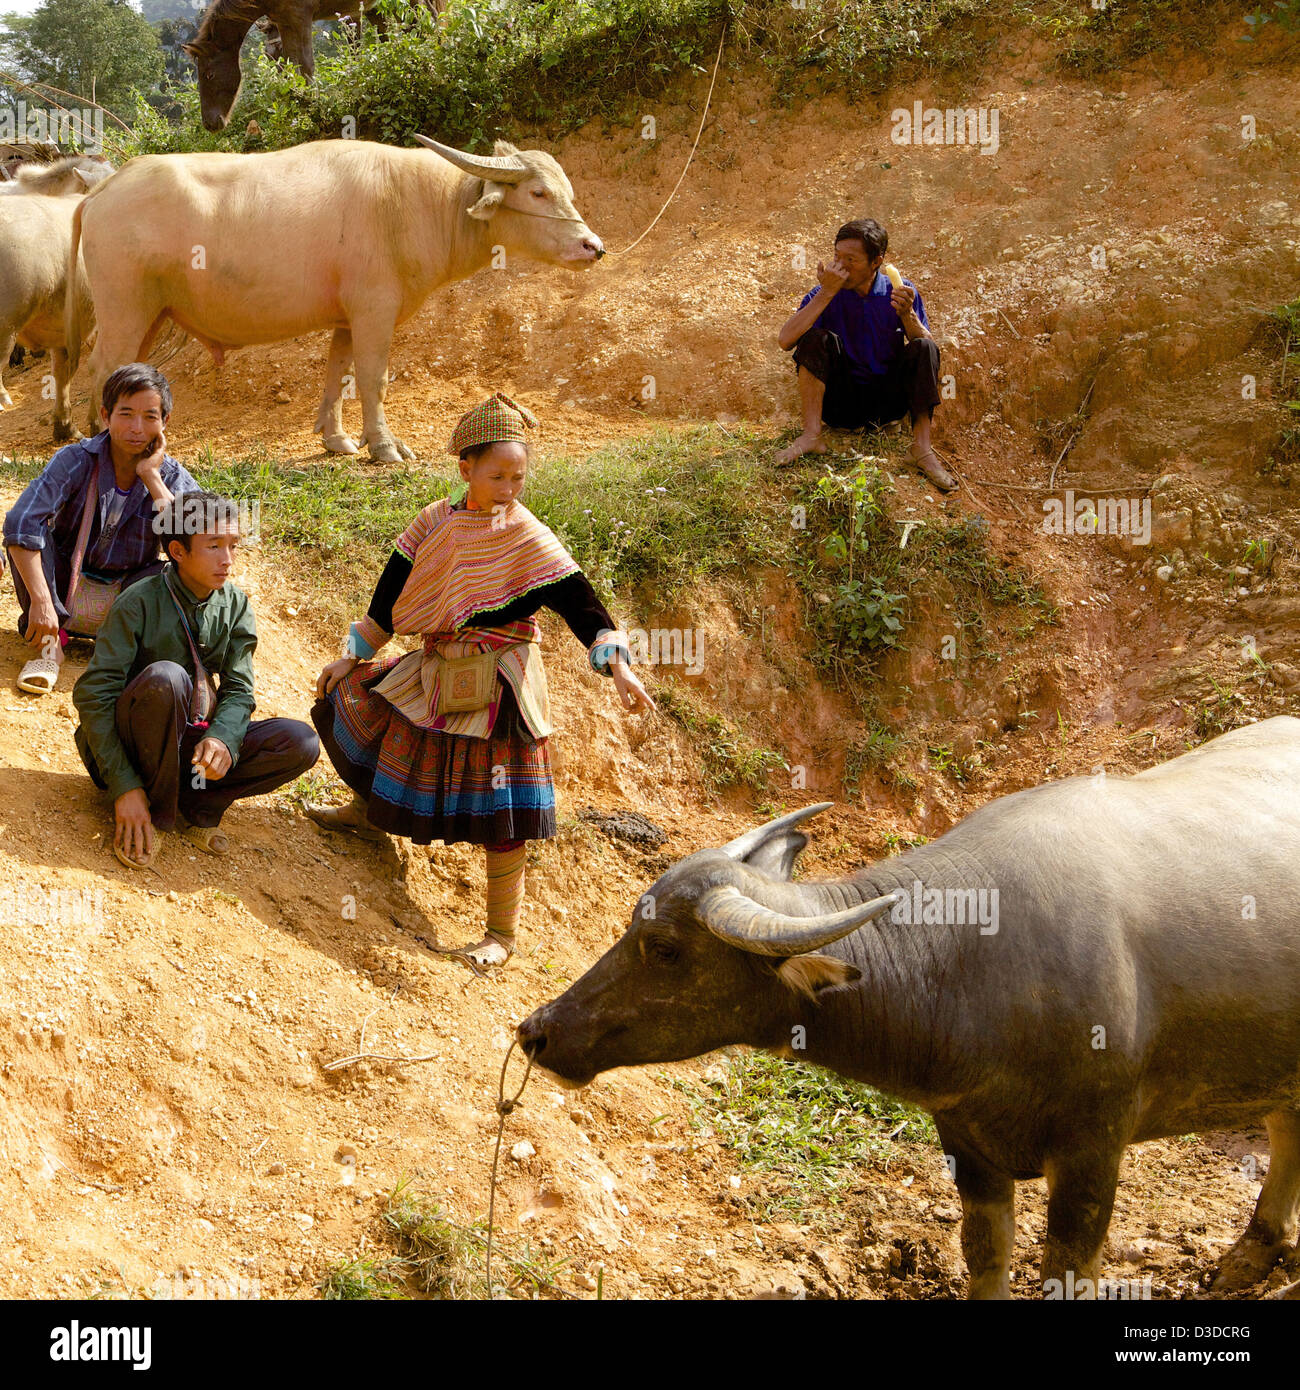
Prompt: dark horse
<box><xmin>182</xmin><ymin>0</ymin><xmax>443</xmax><ymax>132</ymax></box>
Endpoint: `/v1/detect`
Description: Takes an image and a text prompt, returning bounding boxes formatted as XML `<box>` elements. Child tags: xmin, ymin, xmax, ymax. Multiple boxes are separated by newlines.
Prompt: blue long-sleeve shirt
<box><xmin>3</xmin><ymin>432</ymin><xmax>199</xmax><ymax>575</ymax></box>
<box><xmin>796</xmin><ymin>271</ymin><xmax>931</xmax><ymax>382</ymax></box>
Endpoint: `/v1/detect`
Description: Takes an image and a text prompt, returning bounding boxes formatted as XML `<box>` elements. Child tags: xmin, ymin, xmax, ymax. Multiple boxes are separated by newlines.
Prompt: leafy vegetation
<box><xmin>184</xmin><ymin>424</ymin><xmax>786</xmax><ymax>613</ymax></box>
<box><xmin>671</xmin><ymin>1050</ymin><xmax>936</xmax><ymax>1222</ymax></box>
<box><xmin>0</xmin><ymin>0</ymin><xmax>164</xmax><ymax>120</ymax></box>
<box><xmin>1240</xmin><ymin>0</ymin><xmax>1300</xmax><ymax>39</ymax></box>
<box><xmin>1</xmin><ymin>0</ymin><xmax>1271</xmax><ymax>165</ymax></box>
<box><xmin>792</xmin><ymin>452</ymin><xmax>1055</xmax><ymax>689</ymax></box>
<box><xmin>1014</xmin><ymin>0</ymin><xmax>1249</xmax><ymax>74</ymax></box>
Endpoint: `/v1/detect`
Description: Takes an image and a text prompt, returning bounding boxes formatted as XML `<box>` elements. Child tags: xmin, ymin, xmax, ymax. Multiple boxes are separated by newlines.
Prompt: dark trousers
<box><xmin>792</xmin><ymin>326</ymin><xmax>941</xmax><ymax>430</ymax></box>
<box><xmin>6</xmin><ymin>530</ymin><xmax>161</xmax><ymax>639</ymax></box>
<box><xmin>77</xmin><ymin>661</ymin><xmax>320</xmax><ymax>830</ymax></box>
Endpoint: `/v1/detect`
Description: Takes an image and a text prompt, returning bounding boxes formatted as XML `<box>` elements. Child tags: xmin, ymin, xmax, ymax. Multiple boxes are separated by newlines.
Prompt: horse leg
<box><xmin>275</xmin><ymin>16</ymin><xmax>316</xmax><ymax>79</ymax></box>
<box><xmin>256</xmin><ymin>18</ymin><xmax>284</xmax><ymax>62</ymax></box>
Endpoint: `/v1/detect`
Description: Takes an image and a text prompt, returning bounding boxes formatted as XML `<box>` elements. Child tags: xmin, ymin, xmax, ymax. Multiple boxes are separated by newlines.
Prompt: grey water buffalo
<box><xmin>0</xmin><ymin>155</ymin><xmax>113</xmax><ymax>434</ymax></box>
<box><xmin>520</xmin><ymin>717</ymin><xmax>1300</xmax><ymax>1299</ymax></box>
<box><xmin>67</xmin><ymin>136</ymin><xmax>602</xmax><ymax>462</ymax></box>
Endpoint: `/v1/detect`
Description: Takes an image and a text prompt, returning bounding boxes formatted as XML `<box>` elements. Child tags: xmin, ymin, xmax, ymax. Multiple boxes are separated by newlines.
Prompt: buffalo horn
<box><xmin>719</xmin><ymin>802</ymin><xmax>834</xmax><ymax>862</ymax></box>
<box><xmin>413</xmin><ymin>134</ymin><xmax>529</xmax><ymax>181</ymax></box>
<box><xmin>700</xmin><ymin>884</ymin><xmax>902</xmax><ymax>957</ymax></box>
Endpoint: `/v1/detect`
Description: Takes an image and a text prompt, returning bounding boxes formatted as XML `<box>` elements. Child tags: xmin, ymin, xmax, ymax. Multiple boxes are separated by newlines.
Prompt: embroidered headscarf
<box><xmin>447</xmin><ymin>392</ymin><xmax>539</xmax><ymax>457</ymax></box>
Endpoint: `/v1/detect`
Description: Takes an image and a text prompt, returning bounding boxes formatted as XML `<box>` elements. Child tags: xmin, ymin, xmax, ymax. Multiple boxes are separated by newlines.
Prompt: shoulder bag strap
<box><xmin>163</xmin><ymin>569</ymin><xmax>216</xmax><ymax>727</ymax></box>
<box><xmin>65</xmin><ymin>460</ymin><xmax>101</xmax><ymax>609</ymax></box>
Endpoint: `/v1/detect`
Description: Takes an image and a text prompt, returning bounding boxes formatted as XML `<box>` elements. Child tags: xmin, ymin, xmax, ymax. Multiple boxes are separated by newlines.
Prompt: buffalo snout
<box><xmin>516</xmin><ymin>1007</ymin><xmax>548</xmax><ymax>1058</ymax></box>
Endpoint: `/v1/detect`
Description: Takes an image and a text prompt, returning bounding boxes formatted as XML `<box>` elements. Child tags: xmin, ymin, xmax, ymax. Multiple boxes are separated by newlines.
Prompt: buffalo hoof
<box><xmin>1211</xmin><ymin>1237</ymin><xmax>1284</xmax><ymax>1293</ymax></box>
<box><xmin>52</xmin><ymin>419</ymin><xmax>74</xmax><ymax>442</ymax></box>
<box><xmin>367</xmin><ymin>439</ymin><xmax>413</xmax><ymax>465</ymax></box>
<box><xmin>323</xmin><ymin>433</ymin><xmax>360</xmax><ymax>455</ymax></box>
<box><xmin>0</xmin><ymin>391</ymin><xmax>12</xmax><ymax>409</ymax></box>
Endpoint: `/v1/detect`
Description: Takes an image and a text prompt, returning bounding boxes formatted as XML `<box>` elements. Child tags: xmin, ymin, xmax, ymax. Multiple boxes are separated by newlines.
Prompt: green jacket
<box><xmin>73</xmin><ymin>567</ymin><xmax>258</xmax><ymax>799</ymax></box>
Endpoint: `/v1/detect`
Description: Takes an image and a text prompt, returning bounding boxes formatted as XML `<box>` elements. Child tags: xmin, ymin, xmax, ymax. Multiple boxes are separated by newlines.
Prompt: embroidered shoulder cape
<box><xmin>359</xmin><ymin>497</ymin><xmax>581</xmax><ymax>739</ymax></box>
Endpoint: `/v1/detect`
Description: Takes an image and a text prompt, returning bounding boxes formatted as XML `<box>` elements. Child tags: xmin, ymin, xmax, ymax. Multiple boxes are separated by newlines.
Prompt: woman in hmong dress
<box><xmin>308</xmin><ymin>394</ymin><xmax>655</xmax><ymax>967</ymax></box>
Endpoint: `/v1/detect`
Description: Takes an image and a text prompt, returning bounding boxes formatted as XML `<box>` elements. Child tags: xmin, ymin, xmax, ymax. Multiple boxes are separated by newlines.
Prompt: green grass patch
<box><xmin>655</xmin><ymin>680</ymin><xmax>788</xmax><ymax>796</ymax></box>
<box><xmin>671</xmin><ymin>1050</ymin><xmax>937</xmax><ymax>1222</ymax></box>
<box><xmin>370</xmin><ymin>1174</ymin><xmax>572</xmax><ymax>1299</ymax></box>
<box><xmin>319</xmin><ymin>1254</ymin><xmax>411</xmax><ymax>1300</ymax></box>
<box><xmin>186</xmin><ymin>424</ymin><xmax>785</xmax><ymax>617</ymax></box>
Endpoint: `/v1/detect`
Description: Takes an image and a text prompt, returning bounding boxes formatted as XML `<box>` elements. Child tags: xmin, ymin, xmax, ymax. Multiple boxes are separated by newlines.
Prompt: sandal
<box><xmin>178</xmin><ymin>819</ymin><xmax>229</xmax><ymax>855</ymax></box>
<box><xmin>17</xmin><ymin>656</ymin><xmax>60</xmax><ymax>695</ymax></box>
<box><xmin>305</xmin><ymin>802</ymin><xmax>387</xmax><ymax>841</ymax></box>
<box><xmin>114</xmin><ymin>832</ymin><xmax>163</xmax><ymax>871</ymax></box>
<box><xmin>911</xmin><ymin>445</ymin><xmax>958</xmax><ymax>492</ymax></box>
<box><xmin>432</xmin><ymin>931</ymin><xmax>515</xmax><ymax>973</ymax></box>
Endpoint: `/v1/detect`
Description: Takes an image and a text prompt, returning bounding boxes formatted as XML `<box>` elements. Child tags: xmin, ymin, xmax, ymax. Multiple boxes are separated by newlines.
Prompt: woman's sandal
<box><xmin>432</xmin><ymin>931</ymin><xmax>514</xmax><ymax>975</ymax></box>
<box><xmin>305</xmin><ymin>802</ymin><xmax>387</xmax><ymax>841</ymax></box>
<box><xmin>910</xmin><ymin>445</ymin><xmax>959</xmax><ymax>492</ymax></box>
<box><xmin>17</xmin><ymin>656</ymin><xmax>61</xmax><ymax>695</ymax></box>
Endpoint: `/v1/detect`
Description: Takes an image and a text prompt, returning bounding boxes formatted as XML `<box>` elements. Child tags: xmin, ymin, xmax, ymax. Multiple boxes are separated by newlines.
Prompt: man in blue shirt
<box><xmin>3</xmin><ymin>362</ymin><xmax>199</xmax><ymax>695</ymax></box>
<box><xmin>777</xmin><ymin>218</ymin><xmax>954</xmax><ymax>490</ymax></box>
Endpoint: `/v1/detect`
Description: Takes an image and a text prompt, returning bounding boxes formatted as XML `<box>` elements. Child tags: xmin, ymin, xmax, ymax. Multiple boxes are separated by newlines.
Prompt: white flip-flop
<box><xmin>17</xmin><ymin>656</ymin><xmax>60</xmax><ymax>695</ymax></box>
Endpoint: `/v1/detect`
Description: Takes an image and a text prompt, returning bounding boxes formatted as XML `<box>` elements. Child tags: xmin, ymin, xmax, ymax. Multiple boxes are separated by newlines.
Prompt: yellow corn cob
<box><xmin>883</xmin><ymin>262</ymin><xmax>904</xmax><ymax>289</ymax></box>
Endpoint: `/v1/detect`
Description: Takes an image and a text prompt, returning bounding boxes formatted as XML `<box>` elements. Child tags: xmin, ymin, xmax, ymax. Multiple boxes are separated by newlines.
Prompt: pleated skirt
<box><xmin>311</xmin><ymin>657</ymin><xmax>556</xmax><ymax>846</ymax></box>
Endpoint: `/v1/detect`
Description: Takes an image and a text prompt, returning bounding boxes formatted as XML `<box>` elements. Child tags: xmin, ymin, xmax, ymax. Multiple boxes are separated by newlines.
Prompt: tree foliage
<box><xmin>3</xmin><ymin>0</ymin><xmax>164</xmax><ymax>118</ymax></box>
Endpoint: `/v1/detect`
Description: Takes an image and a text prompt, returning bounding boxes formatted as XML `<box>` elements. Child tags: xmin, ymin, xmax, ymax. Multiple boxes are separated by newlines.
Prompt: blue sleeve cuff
<box><xmin>346</xmin><ymin>622</ymin><xmax>378</xmax><ymax>660</ymax></box>
<box><xmin>588</xmin><ymin>628</ymin><xmax>630</xmax><ymax>676</ymax></box>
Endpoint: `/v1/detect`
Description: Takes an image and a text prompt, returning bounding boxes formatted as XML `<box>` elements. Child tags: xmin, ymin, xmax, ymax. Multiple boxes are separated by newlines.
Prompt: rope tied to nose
<box><xmin>485</xmin><ymin>1037</ymin><xmax>535</xmax><ymax>1297</ymax></box>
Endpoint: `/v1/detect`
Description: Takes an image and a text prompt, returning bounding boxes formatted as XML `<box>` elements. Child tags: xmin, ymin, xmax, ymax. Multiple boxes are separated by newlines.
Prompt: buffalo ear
<box><xmin>743</xmin><ymin>829</ymin><xmax>808</xmax><ymax>880</ymax></box>
<box><xmin>468</xmin><ymin>183</ymin><xmax>506</xmax><ymax>220</ymax></box>
<box><xmin>777</xmin><ymin>954</ymin><xmax>861</xmax><ymax>1001</ymax></box>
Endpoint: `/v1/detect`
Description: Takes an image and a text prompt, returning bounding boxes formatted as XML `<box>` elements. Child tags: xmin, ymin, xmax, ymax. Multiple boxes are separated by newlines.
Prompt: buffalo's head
<box><xmin>518</xmin><ymin>804</ymin><xmax>898</xmax><ymax>1086</ymax></box>
<box><xmin>414</xmin><ymin>135</ymin><xmax>605</xmax><ymax>266</ymax></box>
<box><xmin>182</xmin><ymin>40</ymin><xmax>244</xmax><ymax>133</ymax></box>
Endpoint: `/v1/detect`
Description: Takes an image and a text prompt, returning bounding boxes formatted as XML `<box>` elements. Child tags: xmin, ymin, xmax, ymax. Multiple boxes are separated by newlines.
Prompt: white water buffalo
<box><xmin>0</xmin><ymin>155</ymin><xmax>114</xmax><ymax>435</ymax></box>
<box><xmin>0</xmin><ymin>154</ymin><xmax>111</xmax><ymax>198</ymax></box>
<box><xmin>520</xmin><ymin>717</ymin><xmax>1300</xmax><ymax>1299</ymax></box>
<box><xmin>67</xmin><ymin>137</ymin><xmax>603</xmax><ymax>462</ymax></box>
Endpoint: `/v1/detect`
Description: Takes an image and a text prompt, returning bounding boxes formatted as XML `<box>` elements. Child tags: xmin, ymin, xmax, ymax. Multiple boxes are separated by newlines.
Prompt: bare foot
<box><xmin>775</xmin><ymin>433</ymin><xmax>828</xmax><ymax>467</ymax></box>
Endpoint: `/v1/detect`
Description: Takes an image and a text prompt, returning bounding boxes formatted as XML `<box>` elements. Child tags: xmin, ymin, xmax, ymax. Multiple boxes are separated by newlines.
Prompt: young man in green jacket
<box><xmin>72</xmin><ymin>491</ymin><xmax>319</xmax><ymax>869</ymax></box>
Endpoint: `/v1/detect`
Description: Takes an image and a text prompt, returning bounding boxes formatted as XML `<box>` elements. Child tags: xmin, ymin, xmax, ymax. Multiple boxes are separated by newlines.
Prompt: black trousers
<box><xmin>77</xmin><ymin>661</ymin><xmax>320</xmax><ymax>829</ymax></box>
<box><xmin>792</xmin><ymin>326</ymin><xmax>941</xmax><ymax>430</ymax></box>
